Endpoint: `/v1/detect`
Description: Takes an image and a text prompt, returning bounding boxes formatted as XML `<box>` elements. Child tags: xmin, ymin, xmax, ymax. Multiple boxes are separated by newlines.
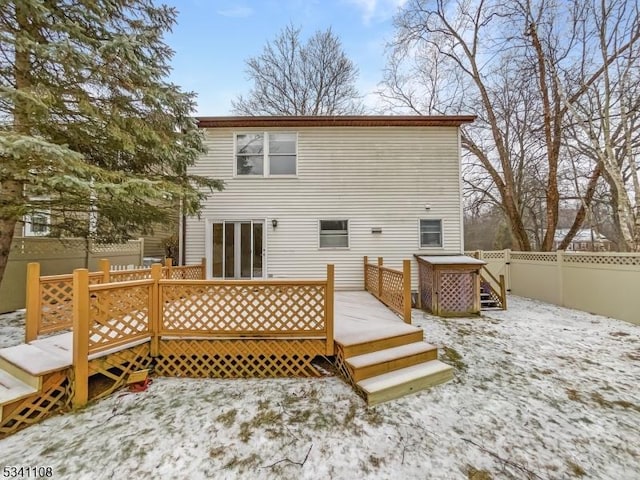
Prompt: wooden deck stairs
<box><xmin>0</xmin><ymin>336</ymin><xmax>72</xmax><ymax>432</ymax></box>
<box><xmin>334</xmin><ymin>292</ymin><xmax>453</xmax><ymax>406</ymax></box>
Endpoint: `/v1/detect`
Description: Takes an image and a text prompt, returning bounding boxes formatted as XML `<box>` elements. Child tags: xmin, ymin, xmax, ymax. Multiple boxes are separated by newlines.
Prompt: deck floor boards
<box><xmin>334</xmin><ymin>292</ymin><xmax>422</xmax><ymax>347</ymax></box>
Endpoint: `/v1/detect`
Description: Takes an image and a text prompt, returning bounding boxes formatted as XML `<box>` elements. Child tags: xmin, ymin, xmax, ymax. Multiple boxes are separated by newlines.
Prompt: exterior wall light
<box><xmin>371</xmin><ymin>227</ymin><xmax>382</xmax><ymax>234</ymax></box>
<box><xmin>272</xmin><ymin>219</ymin><xmax>278</xmax><ymax>228</ymax></box>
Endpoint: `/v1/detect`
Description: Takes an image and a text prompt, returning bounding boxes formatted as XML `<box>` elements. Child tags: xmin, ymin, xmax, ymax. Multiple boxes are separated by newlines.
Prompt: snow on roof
<box><xmin>416</xmin><ymin>255</ymin><xmax>486</xmax><ymax>265</ymax></box>
<box><xmin>554</xmin><ymin>228</ymin><xmax>607</xmax><ymax>242</ymax></box>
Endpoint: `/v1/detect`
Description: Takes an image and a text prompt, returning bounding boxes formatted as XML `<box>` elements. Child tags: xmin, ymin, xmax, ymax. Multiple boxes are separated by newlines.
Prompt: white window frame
<box><xmin>418</xmin><ymin>219</ymin><xmax>443</xmax><ymax>248</ymax></box>
<box><xmin>234</xmin><ymin>132</ymin><xmax>298</xmax><ymax>178</ymax></box>
<box><xmin>318</xmin><ymin>219</ymin><xmax>350</xmax><ymax>249</ymax></box>
<box><xmin>24</xmin><ymin>211</ymin><xmax>51</xmax><ymax>236</ymax></box>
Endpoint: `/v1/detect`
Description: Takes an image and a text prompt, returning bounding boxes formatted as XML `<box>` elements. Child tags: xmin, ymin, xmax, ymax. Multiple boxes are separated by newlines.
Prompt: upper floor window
<box><xmin>419</xmin><ymin>219</ymin><xmax>442</xmax><ymax>247</ymax></box>
<box><xmin>236</xmin><ymin>132</ymin><xmax>297</xmax><ymax>176</ymax></box>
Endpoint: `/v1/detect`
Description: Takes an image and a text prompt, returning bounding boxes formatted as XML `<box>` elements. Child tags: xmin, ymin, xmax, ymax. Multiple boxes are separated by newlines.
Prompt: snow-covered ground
<box><xmin>1</xmin><ymin>296</ymin><xmax>638</xmax><ymax>479</ymax></box>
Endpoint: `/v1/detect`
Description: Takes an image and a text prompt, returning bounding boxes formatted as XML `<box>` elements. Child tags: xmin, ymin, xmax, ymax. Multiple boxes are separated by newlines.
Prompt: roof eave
<box><xmin>196</xmin><ymin>115</ymin><xmax>477</xmax><ymax>129</ymax></box>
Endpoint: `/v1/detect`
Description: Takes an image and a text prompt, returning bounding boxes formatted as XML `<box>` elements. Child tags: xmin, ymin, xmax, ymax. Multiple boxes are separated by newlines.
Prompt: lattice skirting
<box><xmin>87</xmin><ymin>343</ymin><xmax>153</xmax><ymax>401</ymax></box>
<box><xmin>154</xmin><ymin>339</ymin><xmax>327</xmax><ymax>378</ymax></box>
<box><xmin>0</xmin><ymin>370</ymin><xmax>71</xmax><ymax>438</ymax></box>
<box><xmin>332</xmin><ymin>343</ymin><xmax>365</xmax><ymax>400</ymax></box>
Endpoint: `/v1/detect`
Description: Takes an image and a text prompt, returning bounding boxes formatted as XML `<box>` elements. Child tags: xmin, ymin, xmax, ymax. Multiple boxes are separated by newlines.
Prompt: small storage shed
<box><xmin>415</xmin><ymin>255</ymin><xmax>486</xmax><ymax>316</ymax></box>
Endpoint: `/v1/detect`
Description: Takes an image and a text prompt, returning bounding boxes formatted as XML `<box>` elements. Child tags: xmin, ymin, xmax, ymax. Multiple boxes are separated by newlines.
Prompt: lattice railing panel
<box><xmin>418</xmin><ymin>262</ymin><xmax>434</xmax><ymax>312</ymax></box>
<box><xmin>39</xmin><ymin>277</ymin><xmax>74</xmax><ymax>334</ymax></box>
<box><xmin>380</xmin><ymin>268</ymin><xmax>404</xmax><ymax>315</ymax></box>
<box><xmin>88</xmin><ymin>283</ymin><xmax>151</xmax><ymax>352</ymax></box>
<box><xmin>365</xmin><ymin>264</ymin><xmax>379</xmax><ymax>296</ymax></box>
<box><xmin>439</xmin><ymin>272</ymin><xmax>474</xmax><ymax>312</ymax></box>
<box><xmin>0</xmin><ymin>370</ymin><xmax>71</xmax><ymax>438</ymax></box>
<box><xmin>87</xmin><ymin>343</ymin><xmax>152</xmax><ymax>401</ymax></box>
<box><xmin>170</xmin><ymin>266</ymin><xmax>203</xmax><ymax>280</ymax></box>
<box><xmin>155</xmin><ymin>339</ymin><xmax>325</xmax><ymax>378</ymax></box>
<box><xmin>160</xmin><ymin>283</ymin><xmax>326</xmax><ymax>335</ymax></box>
<box><xmin>109</xmin><ymin>268</ymin><xmax>152</xmax><ymax>282</ymax></box>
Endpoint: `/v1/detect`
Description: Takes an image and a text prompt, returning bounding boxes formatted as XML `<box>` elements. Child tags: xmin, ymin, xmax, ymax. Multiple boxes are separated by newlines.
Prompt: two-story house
<box><xmin>182</xmin><ymin>116</ymin><xmax>475</xmax><ymax>288</ymax></box>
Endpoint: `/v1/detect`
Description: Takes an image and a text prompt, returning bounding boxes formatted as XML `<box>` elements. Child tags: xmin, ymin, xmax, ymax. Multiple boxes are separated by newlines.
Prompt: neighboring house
<box><xmin>182</xmin><ymin>115</ymin><xmax>475</xmax><ymax>289</ymax></box>
<box><xmin>553</xmin><ymin>228</ymin><xmax>612</xmax><ymax>252</ymax></box>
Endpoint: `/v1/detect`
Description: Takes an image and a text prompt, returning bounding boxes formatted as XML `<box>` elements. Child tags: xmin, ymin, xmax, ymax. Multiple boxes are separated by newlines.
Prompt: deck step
<box><xmin>0</xmin><ymin>369</ymin><xmax>38</xmax><ymax>409</ymax></box>
<box><xmin>0</xmin><ymin>343</ymin><xmax>70</xmax><ymax>377</ymax></box>
<box><xmin>339</xmin><ymin>330</ymin><xmax>424</xmax><ymax>358</ymax></box>
<box><xmin>346</xmin><ymin>342</ymin><xmax>438</xmax><ymax>382</ymax></box>
<box><xmin>357</xmin><ymin>360</ymin><xmax>453</xmax><ymax>406</ymax></box>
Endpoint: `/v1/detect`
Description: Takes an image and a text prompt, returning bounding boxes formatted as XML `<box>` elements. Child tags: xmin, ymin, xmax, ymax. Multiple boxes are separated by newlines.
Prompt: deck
<box><xmin>2</xmin><ymin>261</ymin><xmax>453</xmax><ymax>437</ymax></box>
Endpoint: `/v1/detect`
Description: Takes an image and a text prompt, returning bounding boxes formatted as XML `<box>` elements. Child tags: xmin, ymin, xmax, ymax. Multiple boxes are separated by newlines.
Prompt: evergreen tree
<box><xmin>0</xmin><ymin>1</ymin><xmax>222</xmax><ymax>284</ymax></box>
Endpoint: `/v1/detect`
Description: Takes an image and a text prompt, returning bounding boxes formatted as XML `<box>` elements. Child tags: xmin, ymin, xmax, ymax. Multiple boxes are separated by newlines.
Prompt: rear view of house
<box><xmin>182</xmin><ymin>116</ymin><xmax>475</xmax><ymax>287</ymax></box>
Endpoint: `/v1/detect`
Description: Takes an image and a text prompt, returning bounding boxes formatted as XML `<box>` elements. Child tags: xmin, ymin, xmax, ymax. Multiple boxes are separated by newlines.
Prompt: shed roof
<box><xmin>415</xmin><ymin>255</ymin><xmax>486</xmax><ymax>265</ymax></box>
<box><xmin>196</xmin><ymin>115</ymin><xmax>476</xmax><ymax>129</ymax></box>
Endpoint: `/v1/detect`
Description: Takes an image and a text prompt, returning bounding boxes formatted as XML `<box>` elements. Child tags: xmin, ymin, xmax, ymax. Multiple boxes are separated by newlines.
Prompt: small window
<box><xmin>420</xmin><ymin>219</ymin><xmax>442</xmax><ymax>247</ymax></box>
<box><xmin>235</xmin><ymin>132</ymin><xmax>297</xmax><ymax>177</ymax></box>
<box><xmin>319</xmin><ymin>220</ymin><xmax>349</xmax><ymax>248</ymax></box>
<box><xmin>25</xmin><ymin>211</ymin><xmax>50</xmax><ymax>236</ymax></box>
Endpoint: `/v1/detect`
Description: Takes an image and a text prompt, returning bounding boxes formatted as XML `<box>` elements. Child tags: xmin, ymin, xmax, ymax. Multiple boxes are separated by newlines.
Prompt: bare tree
<box><xmin>232</xmin><ymin>24</ymin><xmax>364</xmax><ymax>116</ymax></box>
<box><xmin>381</xmin><ymin>0</ymin><xmax>639</xmax><ymax>251</ymax></box>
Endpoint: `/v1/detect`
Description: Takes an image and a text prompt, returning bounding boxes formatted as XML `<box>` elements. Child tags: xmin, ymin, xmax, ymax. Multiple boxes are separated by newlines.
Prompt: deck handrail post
<box><xmin>201</xmin><ymin>257</ymin><xmax>207</xmax><ymax>279</ymax></box>
<box><xmin>402</xmin><ymin>259</ymin><xmax>412</xmax><ymax>324</ymax></box>
<box><xmin>99</xmin><ymin>258</ymin><xmax>110</xmax><ymax>283</ymax></box>
<box><xmin>377</xmin><ymin>257</ymin><xmax>383</xmax><ymax>297</ymax></box>
<box><xmin>325</xmin><ymin>264</ymin><xmax>335</xmax><ymax>355</ymax></box>
<box><xmin>25</xmin><ymin>262</ymin><xmax>40</xmax><ymax>342</ymax></box>
<box><xmin>164</xmin><ymin>257</ymin><xmax>172</xmax><ymax>279</ymax></box>
<box><xmin>150</xmin><ymin>264</ymin><xmax>162</xmax><ymax>356</ymax></box>
<box><xmin>500</xmin><ymin>274</ymin><xmax>507</xmax><ymax>310</ymax></box>
<box><xmin>363</xmin><ymin>256</ymin><xmax>368</xmax><ymax>291</ymax></box>
<box><xmin>72</xmin><ymin>268</ymin><xmax>90</xmax><ymax>408</ymax></box>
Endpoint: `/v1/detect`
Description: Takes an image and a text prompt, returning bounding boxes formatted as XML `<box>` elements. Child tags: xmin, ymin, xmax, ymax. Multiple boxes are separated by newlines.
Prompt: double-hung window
<box><xmin>236</xmin><ymin>132</ymin><xmax>297</xmax><ymax>176</ymax></box>
<box><xmin>319</xmin><ymin>220</ymin><xmax>349</xmax><ymax>248</ymax></box>
<box><xmin>419</xmin><ymin>219</ymin><xmax>443</xmax><ymax>247</ymax></box>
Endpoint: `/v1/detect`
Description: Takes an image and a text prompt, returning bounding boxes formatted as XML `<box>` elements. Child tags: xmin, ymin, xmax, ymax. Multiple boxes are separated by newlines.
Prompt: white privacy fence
<box><xmin>467</xmin><ymin>250</ymin><xmax>640</xmax><ymax>325</ymax></box>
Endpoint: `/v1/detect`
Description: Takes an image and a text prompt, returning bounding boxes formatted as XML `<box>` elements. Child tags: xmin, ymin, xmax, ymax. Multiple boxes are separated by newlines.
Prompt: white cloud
<box><xmin>216</xmin><ymin>6</ymin><xmax>254</xmax><ymax>18</ymax></box>
<box><xmin>346</xmin><ymin>0</ymin><xmax>408</xmax><ymax>25</ymax></box>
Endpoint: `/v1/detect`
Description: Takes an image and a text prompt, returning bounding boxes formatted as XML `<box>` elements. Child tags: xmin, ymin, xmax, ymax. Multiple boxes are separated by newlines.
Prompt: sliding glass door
<box><xmin>211</xmin><ymin>221</ymin><xmax>264</xmax><ymax>279</ymax></box>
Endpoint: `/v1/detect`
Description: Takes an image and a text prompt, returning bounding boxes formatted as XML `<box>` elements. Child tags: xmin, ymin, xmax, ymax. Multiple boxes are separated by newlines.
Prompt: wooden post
<box><xmin>363</xmin><ymin>256</ymin><xmax>368</xmax><ymax>291</ymax></box>
<box><xmin>377</xmin><ymin>257</ymin><xmax>383</xmax><ymax>298</ymax></box>
<box><xmin>150</xmin><ymin>264</ymin><xmax>162</xmax><ymax>357</ymax></box>
<box><xmin>473</xmin><ymin>270</ymin><xmax>481</xmax><ymax>314</ymax></box>
<box><xmin>416</xmin><ymin>258</ymin><xmax>423</xmax><ymax>310</ymax></box>
<box><xmin>402</xmin><ymin>259</ymin><xmax>412</xmax><ymax>324</ymax></box>
<box><xmin>164</xmin><ymin>257</ymin><xmax>172</xmax><ymax>279</ymax></box>
<box><xmin>138</xmin><ymin>237</ymin><xmax>144</xmax><ymax>266</ymax></box>
<box><xmin>201</xmin><ymin>257</ymin><xmax>207</xmax><ymax>279</ymax></box>
<box><xmin>99</xmin><ymin>258</ymin><xmax>110</xmax><ymax>283</ymax></box>
<box><xmin>25</xmin><ymin>262</ymin><xmax>40</xmax><ymax>342</ymax></box>
<box><xmin>325</xmin><ymin>264</ymin><xmax>334</xmax><ymax>355</ymax></box>
<box><xmin>500</xmin><ymin>274</ymin><xmax>508</xmax><ymax>310</ymax></box>
<box><xmin>72</xmin><ymin>268</ymin><xmax>90</xmax><ymax>408</ymax></box>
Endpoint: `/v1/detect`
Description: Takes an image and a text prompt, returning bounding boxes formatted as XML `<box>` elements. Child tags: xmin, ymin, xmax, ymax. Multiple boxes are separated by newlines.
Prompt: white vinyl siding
<box><xmin>187</xmin><ymin>126</ymin><xmax>463</xmax><ymax>289</ymax></box>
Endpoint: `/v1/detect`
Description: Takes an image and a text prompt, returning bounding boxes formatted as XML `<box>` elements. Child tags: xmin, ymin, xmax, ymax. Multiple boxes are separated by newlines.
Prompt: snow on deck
<box><xmin>334</xmin><ymin>291</ymin><xmax>421</xmax><ymax>346</ymax></box>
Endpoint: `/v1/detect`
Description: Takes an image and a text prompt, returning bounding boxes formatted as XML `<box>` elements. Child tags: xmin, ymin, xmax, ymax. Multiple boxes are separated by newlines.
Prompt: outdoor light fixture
<box><xmin>272</xmin><ymin>219</ymin><xmax>278</xmax><ymax>228</ymax></box>
<box><xmin>371</xmin><ymin>227</ymin><xmax>382</xmax><ymax>234</ymax></box>
<box><xmin>424</xmin><ymin>204</ymin><xmax>432</xmax><ymax>210</ymax></box>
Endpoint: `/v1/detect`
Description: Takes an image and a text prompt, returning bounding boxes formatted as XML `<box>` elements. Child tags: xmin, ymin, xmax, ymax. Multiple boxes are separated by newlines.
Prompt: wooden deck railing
<box><xmin>25</xmin><ymin>259</ymin><xmax>206</xmax><ymax>341</ymax></box>
<box><xmin>363</xmin><ymin>256</ymin><xmax>412</xmax><ymax>323</ymax></box>
<box><xmin>479</xmin><ymin>265</ymin><xmax>507</xmax><ymax>310</ymax></box>
<box><xmin>41</xmin><ymin>262</ymin><xmax>334</xmax><ymax>408</ymax></box>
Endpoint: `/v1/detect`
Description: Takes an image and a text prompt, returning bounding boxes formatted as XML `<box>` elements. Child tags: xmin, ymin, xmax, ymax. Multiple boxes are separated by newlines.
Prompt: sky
<box><xmin>162</xmin><ymin>0</ymin><xmax>409</xmax><ymax>115</ymax></box>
